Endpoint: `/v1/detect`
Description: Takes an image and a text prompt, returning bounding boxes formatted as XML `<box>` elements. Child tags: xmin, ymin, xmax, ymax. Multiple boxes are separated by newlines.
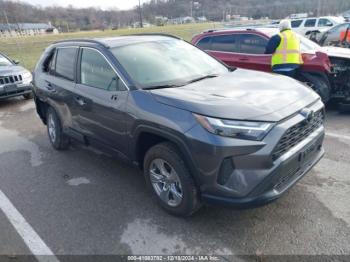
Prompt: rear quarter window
<box><xmin>196</xmin><ymin>37</ymin><xmax>211</xmax><ymax>50</ymax></box>
<box><xmin>42</xmin><ymin>49</ymin><xmax>56</xmax><ymax>74</ymax></box>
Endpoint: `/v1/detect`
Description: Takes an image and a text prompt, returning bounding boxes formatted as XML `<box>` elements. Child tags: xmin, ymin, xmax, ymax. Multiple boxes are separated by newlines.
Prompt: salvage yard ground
<box><xmin>0</xmin><ymin>23</ymin><xmax>219</xmax><ymax>71</ymax></box>
<box><xmin>0</xmin><ymin>95</ymin><xmax>349</xmax><ymax>259</ymax></box>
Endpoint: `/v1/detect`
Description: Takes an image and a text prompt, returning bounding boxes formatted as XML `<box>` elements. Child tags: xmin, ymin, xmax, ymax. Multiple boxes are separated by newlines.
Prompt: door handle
<box><xmin>74</xmin><ymin>96</ymin><xmax>87</xmax><ymax>106</ymax></box>
<box><xmin>111</xmin><ymin>94</ymin><xmax>118</xmax><ymax>101</ymax></box>
<box><xmin>45</xmin><ymin>81</ymin><xmax>56</xmax><ymax>92</ymax></box>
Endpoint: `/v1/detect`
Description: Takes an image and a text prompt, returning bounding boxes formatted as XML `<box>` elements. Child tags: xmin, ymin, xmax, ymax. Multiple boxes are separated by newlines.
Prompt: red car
<box><xmin>192</xmin><ymin>27</ymin><xmax>350</xmax><ymax>105</ymax></box>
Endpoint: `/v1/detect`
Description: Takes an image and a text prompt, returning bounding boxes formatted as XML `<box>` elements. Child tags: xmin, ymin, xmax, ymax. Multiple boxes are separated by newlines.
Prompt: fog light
<box><xmin>217</xmin><ymin>158</ymin><xmax>235</xmax><ymax>185</ymax></box>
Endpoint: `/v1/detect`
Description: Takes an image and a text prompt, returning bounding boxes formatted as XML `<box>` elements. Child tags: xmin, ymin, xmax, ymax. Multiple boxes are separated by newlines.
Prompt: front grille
<box><xmin>0</xmin><ymin>75</ymin><xmax>22</xmax><ymax>85</ymax></box>
<box><xmin>274</xmin><ymin>163</ymin><xmax>300</xmax><ymax>191</ymax></box>
<box><xmin>272</xmin><ymin>110</ymin><xmax>324</xmax><ymax>161</ymax></box>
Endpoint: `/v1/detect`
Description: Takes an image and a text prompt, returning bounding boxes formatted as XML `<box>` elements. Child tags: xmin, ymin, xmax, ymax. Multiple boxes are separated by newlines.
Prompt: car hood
<box><xmin>150</xmin><ymin>69</ymin><xmax>319</xmax><ymax>122</ymax></box>
<box><xmin>321</xmin><ymin>46</ymin><xmax>350</xmax><ymax>59</ymax></box>
<box><xmin>0</xmin><ymin>65</ymin><xmax>29</xmax><ymax>76</ymax></box>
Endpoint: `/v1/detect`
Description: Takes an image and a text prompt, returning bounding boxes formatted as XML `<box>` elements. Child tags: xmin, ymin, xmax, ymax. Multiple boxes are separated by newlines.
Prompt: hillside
<box><xmin>0</xmin><ymin>0</ymin><xmax>349</xmax><ymax>31</ymax></box>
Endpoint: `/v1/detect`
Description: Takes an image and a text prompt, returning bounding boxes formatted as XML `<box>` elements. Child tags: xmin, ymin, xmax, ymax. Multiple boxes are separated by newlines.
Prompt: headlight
<box><xmin>193</xmin><ymin>114</ymin><xmax>274</xmax><ymax>141</ymax></box>
<box><xmin>22</xmin><ymin>71</ymin><xmax>32</xmax><ymax>83</ymax></box>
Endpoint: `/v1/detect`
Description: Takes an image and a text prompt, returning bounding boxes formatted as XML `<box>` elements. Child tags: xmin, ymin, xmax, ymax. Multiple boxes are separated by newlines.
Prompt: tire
<box><xmin>300</xmin><ymin>74</ymin><xmax>331</xmax><ymax>104</ymax></box>
<box><xmin>144</xmin><ymin>142</ymin><xmax>201</xmax><ymax>216</ymax></box>
<box><xmin>23</xmin><ymin>92</ymin><xmax>33</xmax><ymax>100</ymax></box>
<box><xmin>46</xmin><ymin>107</ymin><xmax>70</xmax><ymax>150</ymax></box>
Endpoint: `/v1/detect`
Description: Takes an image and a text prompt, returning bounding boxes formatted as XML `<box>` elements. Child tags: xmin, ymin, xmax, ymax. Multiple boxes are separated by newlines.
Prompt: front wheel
<box><xmin>144</xmin><ymin>142</ymin><xmax>201</xmax><ymax>216</ymax></box>
<box><xmin>300</xmin><ymin>74</ymin><xmax>331</xmax><ymax>103</ymax></box>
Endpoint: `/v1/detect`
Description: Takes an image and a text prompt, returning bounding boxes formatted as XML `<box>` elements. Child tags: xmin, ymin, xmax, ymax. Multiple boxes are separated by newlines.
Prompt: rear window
<box><xmin>239</xmin><ymin>34</ymin><xmax>268</xmax><ymax>54</ymax></box>
<box><xmin>55</xmin><ymin>47</ymin><xmax>77</xmax><ymax>81</ymax></box>
<box><xmin>305</xmin><ymin>19</ymin><xmax>317</xmax><ymax>27</ymax></box>
<box><xmin>291</xmin><ymin>20</ymin><xmax>303</xmax><ymax>28</ymax></box>
<box><xmin>211</xmin><ymin>34</ymin><xmax>239</xmax><ymax>53</ymax></box>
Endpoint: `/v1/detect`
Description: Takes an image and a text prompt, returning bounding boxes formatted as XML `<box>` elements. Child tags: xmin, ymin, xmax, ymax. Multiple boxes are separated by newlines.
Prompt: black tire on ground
<box><xmin>301</xmin><ymin>74</ymin><xmax>331</xmax><ymax>104</ymax></box>
<box><xmin>143</xmin><ymin>142</ymin><xmax>201</xmax><ymax>216</ymax></box>
<box><xmin>46</xmin><ymin>107</ymin><xmax>70</xmax><ymax>150</ymax></box>
<box><xmin>23</xmin><ymin>92</ymin><xmax>33</xmax><ymax>100</ymax></box>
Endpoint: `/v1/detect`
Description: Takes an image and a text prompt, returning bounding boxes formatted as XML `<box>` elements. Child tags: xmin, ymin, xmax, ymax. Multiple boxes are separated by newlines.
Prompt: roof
<box><xmin>201</xmin><ymin>27</ymin><xmax>279</xmax><ymax>37</ymax></box>
<box><xmin>55</xmin><ymin>34</ymin><xmax>180</xmax><ymax>48</ymax></box>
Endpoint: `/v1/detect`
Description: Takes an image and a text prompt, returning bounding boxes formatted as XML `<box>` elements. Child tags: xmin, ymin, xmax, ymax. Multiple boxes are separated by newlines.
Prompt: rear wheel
<box><xmin>144</xmin><ymin>142</ymin><xmax>201</xmax><ymax>216</ymax></box>
<box><xmin>46</xmin><ymin>107</ymin><xmax>70</xmax><ymax>150</ymax></box>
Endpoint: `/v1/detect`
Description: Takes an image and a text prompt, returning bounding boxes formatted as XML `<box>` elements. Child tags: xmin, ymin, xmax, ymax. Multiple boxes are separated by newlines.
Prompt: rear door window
<box><xmin>211</xmin><ymin>34</ymin><xmax>239</xmax><ymax>53</ymax></box>
<box><xmin>55</xmin><ymin>47</ymin><xmax>78</xmax><ymax>81</ymax></box>
<box><xmin>239</xmin><ymin>34</ymin><xmax>268</xmax><ymax>54</ymax></box>
<box><xmin>305</xmin><ymin>19</ymin><xmax>317</xmax><ymax>27</ymax></box>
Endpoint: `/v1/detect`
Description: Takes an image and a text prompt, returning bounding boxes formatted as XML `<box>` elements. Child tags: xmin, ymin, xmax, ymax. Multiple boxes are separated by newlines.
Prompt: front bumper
<box><xmin>0</xmin><ymin>84</ymin><xmax>32</xmax><ymax>100</ymax></box>
<box><xmin>185</xmin><ymin>100</ymin><xmax>325</xmax><ymax>208</ymax></box>
<box><xmin>202</xmin><ymin>139</ymin><xmax>324</xmax><ymax>208</ymax></box>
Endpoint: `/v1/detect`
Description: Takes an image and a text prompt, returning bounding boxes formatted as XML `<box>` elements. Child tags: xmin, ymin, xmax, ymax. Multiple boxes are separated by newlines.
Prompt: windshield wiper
<box><xmin>187</xmin><ymin>74</ymin><xmax>219</xmax><ymax>84</ymax></box>
<box><xmin>143</xmin><ymin>74</ymin><xmax>220</xmax><ymax>90</ymax></box>
<box><xmin>143</xmin><ymin>84</ymin><xmax>184</xmax><ymax>90</ymax></box>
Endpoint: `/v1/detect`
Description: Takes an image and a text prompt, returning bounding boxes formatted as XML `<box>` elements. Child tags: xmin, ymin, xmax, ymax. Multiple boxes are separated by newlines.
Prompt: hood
<box><xmin>321</xmin><ymin>46</ymin><xmax>350</xmax><ymax>59</ymax></box>
<box><xmin>0</xmin><ymin>65</ymin><xmax>29</xmax><ymax>76</ymax></box>
<box><xmin>150</xmin><ymin>69</ymin><xmax>319</xmax><ymax>122</ymax></box>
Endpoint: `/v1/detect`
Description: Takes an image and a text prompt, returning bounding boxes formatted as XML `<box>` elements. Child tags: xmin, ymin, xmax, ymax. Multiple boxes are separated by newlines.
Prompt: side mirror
<box><xmin>13</xmin><ymin>60</ymin><xmax>20</xmax><ymax>65</ymax></box>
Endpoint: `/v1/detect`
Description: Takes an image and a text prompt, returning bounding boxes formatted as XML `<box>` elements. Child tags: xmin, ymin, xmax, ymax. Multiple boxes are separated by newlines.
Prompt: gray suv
<box><xmin>33</xmin><ymin>35</ymin><xmax>325</xmax><ymax>216</ymax></box>
<box><xmin>0</xmin><ymin>52</ymin><xmax>33</xmax><ymax>100</ymax></box>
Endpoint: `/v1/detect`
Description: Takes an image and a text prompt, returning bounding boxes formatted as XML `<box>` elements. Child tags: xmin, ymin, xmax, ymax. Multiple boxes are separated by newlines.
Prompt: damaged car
<box><xmin>317</xmin><ymin>22</ymin><xmax>350</xmax><ymax>48</ymax></box>
<box><xmin>33</xmin><ymin>35</ymin><xmax>325</xmax><ymax>216</ymax></box>
<box><xmin>192</xmin><ymin>27</ymin><xmax>350</xmax><ymax>108</ymax></box>
<box><xmin>0</xmin><ymin>52</ymin><xmax>33</xmax><ymax>100</ymax></box>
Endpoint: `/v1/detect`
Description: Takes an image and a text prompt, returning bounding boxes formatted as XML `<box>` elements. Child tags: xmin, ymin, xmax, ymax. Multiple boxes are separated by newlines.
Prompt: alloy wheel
<box><xmin>149</xmin><ymin>158</ymin><xmax>183</xmax><ymax>207</ymax></box>
<box><xmin>48</xmin><ymin>113</ymin><xmax>56</xmax><ymax>143</ymax></box>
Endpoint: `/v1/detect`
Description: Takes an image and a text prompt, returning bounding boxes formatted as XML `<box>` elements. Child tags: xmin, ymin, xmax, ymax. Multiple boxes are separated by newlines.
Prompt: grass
<box><xmin>0</xmin><ymin>23</ymin><xmax>220</xmax><ymax>71</ymax></box>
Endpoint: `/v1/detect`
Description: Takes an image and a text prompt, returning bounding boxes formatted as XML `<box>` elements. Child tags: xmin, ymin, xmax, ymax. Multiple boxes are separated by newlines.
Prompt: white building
<box><xmin>0</xmin><ymin>23</ymin><xmax>58</xmax><ymax>37</ymax></box>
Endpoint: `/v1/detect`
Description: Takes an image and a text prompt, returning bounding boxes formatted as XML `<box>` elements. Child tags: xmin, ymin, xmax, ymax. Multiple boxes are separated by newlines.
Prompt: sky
<box><xmin>16</xmin><ymin>0</ymin><xmax>149</xmax><ymax>10</ymax></box>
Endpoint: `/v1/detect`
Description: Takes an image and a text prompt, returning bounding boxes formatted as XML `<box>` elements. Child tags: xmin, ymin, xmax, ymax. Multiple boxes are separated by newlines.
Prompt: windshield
<box><xmin>111</xmin><ymin>39</ymin><xmax>229</xmax><ymax>89</ymax></box>
<box><xmin>0</xmin><ymin>54</ymin><xmax>13</xmax><ymax>66</ymax></box>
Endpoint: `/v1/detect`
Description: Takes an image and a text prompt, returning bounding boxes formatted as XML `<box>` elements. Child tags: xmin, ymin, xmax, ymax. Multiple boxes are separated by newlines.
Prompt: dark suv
<box><xmin>33</xmin><ymin>35</ymin><xmax>325</xmax><ymax>216</ymax></box>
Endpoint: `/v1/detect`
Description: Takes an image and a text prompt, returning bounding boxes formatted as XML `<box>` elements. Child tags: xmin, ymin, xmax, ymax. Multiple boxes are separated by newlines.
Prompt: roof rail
<box><xmin>121</xmin><ymin>33</ymin><xmax>181</xmax><ymax>39</ymax></box>
<box><xmin>202</xmin><ymin>27</ymin><xmax>258</xmax><ymax>33</ymax></box>
<box><xmin>203</xmin><ymin>29</ymin><xmax>218</xmax><ymax>33</ymax></box>
<box><xmin>53</xmin><ymin>39</ymin><xmax>108</xmax><ymax>47</ymax></box>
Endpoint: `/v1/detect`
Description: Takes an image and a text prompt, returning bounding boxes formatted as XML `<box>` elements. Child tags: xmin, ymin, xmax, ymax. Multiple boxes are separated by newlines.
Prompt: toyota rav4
<box><xmin>33</xmin><ymin>35</ymin><xmax>325</xmax><ymax>216</ymax></box>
